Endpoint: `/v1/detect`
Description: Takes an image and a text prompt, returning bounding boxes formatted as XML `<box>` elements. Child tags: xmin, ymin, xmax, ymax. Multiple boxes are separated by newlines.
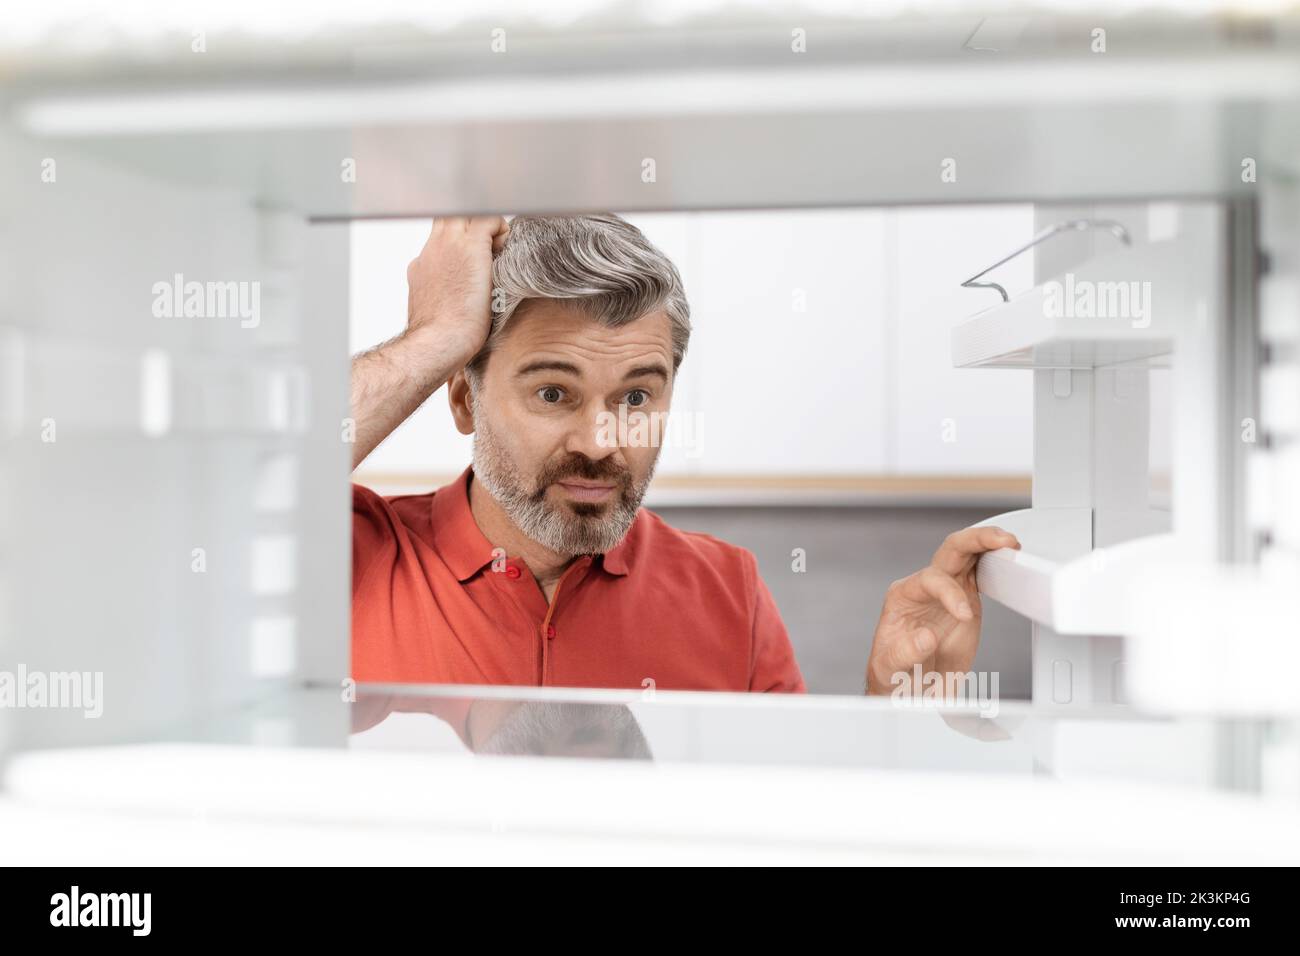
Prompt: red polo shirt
<box><xmin>351</xmin><ymin>467</ymin><xmax>806</xmax><ymax>693</ymax></box>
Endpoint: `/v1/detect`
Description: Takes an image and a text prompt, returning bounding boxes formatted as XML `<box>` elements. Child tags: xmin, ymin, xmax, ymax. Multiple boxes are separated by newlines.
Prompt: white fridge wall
<box><xmin>0</xmin><ymin>126</ymin><xmax>350</xmax><ymax>749</ymax></box>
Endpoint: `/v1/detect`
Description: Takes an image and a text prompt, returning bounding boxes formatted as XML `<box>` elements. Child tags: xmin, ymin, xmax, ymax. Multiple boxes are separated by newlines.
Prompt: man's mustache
<box><xmin>532</xmin><ymin>454</ymin><xmax>631</xmax><ymax>497</ymax></box>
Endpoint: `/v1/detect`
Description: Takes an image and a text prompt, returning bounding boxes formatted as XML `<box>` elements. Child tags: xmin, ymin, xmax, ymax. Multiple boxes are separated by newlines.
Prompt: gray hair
<box><xmin>465</xmin><ymin>213</ymin><xmax>691</xmax><ymax>383</ymax></box>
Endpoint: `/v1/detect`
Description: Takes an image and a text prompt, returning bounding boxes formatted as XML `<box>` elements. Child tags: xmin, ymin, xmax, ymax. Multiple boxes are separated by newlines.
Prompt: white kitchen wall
<box><xmin>893</xmin><ymin>206</ymin><xmax>1034</xmax><ymax>473</ymax></box>
<box><xmin>657</xmin><ymin>208</ymin><xmax>890</xmax><ymax>475</ymax></box>
<box><xmin>349</xmin><ymin>206</ymin><xmax>1036</xmax><ymax>490</ymax></box>
<box><xmin>349</xmin><ymin>219</ymin><xmax>475</xmax><ymax>477</ymax></box>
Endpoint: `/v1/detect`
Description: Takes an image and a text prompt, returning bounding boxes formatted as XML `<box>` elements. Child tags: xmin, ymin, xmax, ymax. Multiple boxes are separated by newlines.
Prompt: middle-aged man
<box><xmin>350</xmin><ymin>214</ymin><xmax>1020</xmax><ymax>695</ymax></box>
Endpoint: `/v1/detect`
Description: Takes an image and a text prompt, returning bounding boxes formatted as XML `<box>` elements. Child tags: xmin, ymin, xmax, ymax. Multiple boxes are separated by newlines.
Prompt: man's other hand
<box><xmin>865</xmin><ymin>525</ymin><xmax>1020</xmax><ymax>696</ymax></box>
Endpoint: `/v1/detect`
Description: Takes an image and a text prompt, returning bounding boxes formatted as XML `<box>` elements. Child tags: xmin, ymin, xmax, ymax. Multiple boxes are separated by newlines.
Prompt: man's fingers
<box><xmin>468</xmin><ymin>214</ymin><xmax>508</xmax><ymax>233</ymax></box>
<box><xmin>894</xmin><ymin>626</ymin><xmax>936</xmax><ymax>691</ymax></box>
<box><xmin>931</xmin><ymin>525</ymin><xmax>1020</xmax><ymax>575</ymax></box>
<box><xmin>917</xmin><ymin>567</ymin><xmax>973</xmax><ymax>621</ymax></box>
<box><xmin>874</xmin><ymin>625</ymin><xmax>936</xmax><ymax>692</ymax></box>
<box><xmin>416</xmin><ymin>217</ymin><xmax>455</xmax><ymax>257</ymax></box>
<box><xmin>911</xmin><ymin>626</ymin><xmax>937</xmax><ymax>658</ymax></box>
<box><xmin>418</xmin><ymin>216</ymin><xmax>508</xmax><ymax>256</ymax></box>
<box><xmin>430</xmin><ymin>216</ymin><xmax>467</xmax><ymax>237</ymax></box>
<box><xmin>468</xmin><ymin>215</ymin><xmax>510</xmax><ymax>249</ymax></box>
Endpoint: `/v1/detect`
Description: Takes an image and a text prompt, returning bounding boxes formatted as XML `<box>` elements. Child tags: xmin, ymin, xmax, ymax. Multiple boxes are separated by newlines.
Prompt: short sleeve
<box><xmin>748</xmin><ymin>557</ymin><xmax>807</xmax><ymax>693</ymax></box>
<box><xmin>352</xmin><ymin>483</ymin><xmax>396</xmax><ymax>597</ymax></box>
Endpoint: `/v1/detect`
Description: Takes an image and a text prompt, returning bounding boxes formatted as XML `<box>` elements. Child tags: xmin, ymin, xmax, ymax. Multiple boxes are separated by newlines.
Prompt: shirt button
<box><xmin>505</xmin><ymin>564</ymin><xmax>521</xmax><ymax>579</ymax></box>
<box><xmin>545</xmin><ymin>624</ymin><xmax>556</xmax><ymax>639</ymax></box>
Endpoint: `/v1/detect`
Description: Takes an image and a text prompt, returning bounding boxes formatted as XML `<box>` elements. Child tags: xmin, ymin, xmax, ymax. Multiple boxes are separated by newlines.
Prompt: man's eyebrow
<box><xmin>515</xmin><ymin>360</ymin><xmax>582</xmax><ymax>378</ymax></box>
<box><xmin>513</xmin><ymin>360</ymin><xmax>670</xmax><ymax>382</ymax></box>
<box><xmin>624</xmin><ymin>364</ymin><xmax>669</xmax><ymax>382</ymax></box>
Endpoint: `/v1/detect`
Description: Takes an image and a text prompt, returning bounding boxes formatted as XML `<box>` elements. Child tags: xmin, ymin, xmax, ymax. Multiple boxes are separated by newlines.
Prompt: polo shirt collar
<box><xmin>430</xmin><ymin>466</ymin><xmax>634</xmax><ymax>581</ymax></box>
<box><xmin>599</xmin><ymin>521</ymin><xmax>633</xmax><ymax>576</ymax></box>
<box><xmin>430</xmin><ymin>467</ymin><xmax>498</xmax><ymax>582</ymax></box>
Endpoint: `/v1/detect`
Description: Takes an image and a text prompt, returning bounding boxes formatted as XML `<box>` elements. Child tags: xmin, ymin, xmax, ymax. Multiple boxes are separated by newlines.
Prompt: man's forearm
<box><xmin>349</xmin><ymin>328</ymin><xmax>470</xmax><ymax>471</ymax></box>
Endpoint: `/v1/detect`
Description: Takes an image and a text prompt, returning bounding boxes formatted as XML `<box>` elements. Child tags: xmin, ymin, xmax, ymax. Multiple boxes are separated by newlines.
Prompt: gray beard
<box><xmin>471</xmin><ymin>394</ymin><xmax>656</xmax><ymax>557</ymax></box>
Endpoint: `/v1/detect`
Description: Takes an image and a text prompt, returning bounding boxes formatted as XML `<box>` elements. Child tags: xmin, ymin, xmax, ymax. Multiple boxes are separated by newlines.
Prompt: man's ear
<box><xmin>447</xmin><ymin>370</ymin><xmax>476</xmax><ymax>435</ymax></box>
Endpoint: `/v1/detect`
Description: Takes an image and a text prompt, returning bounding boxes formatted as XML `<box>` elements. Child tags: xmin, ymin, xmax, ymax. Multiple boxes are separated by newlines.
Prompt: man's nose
<box><xmin>563</xmin><ymin>401</ymin><xmax>621</xmax><ymax>461</ymax></box>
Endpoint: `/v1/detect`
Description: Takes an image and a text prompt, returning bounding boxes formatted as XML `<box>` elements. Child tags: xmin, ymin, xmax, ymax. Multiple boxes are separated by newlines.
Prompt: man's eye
<box><xmin>625</xmin><ymin>389</ymin><xmax>649</xmax><ymax>407</ymax></box>
<box><xmin>538</xmin><ymin>386</ymin><xmax>565</xmax><ymax>404</ymax></box>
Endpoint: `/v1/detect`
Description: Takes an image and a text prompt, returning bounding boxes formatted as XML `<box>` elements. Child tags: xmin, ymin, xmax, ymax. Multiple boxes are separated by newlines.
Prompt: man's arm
<box><xmin>349</xmin><ymin>215</ymin><xmax>509</xmax><ymax>471</ymax></box>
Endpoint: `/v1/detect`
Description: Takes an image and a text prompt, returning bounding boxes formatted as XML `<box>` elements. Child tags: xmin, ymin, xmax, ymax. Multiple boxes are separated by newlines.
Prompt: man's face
<box><xmin>469</xmin><ymin>300</ymin><xmax>675</xmax><ymax>556</ymax></box>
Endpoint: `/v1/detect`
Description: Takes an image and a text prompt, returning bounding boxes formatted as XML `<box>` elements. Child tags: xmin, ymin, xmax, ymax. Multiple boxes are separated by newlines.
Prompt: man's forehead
<box><xmin>501</xmin><ymin>300</ymin><xmax>673</xmax><ymax>367</ymax></box>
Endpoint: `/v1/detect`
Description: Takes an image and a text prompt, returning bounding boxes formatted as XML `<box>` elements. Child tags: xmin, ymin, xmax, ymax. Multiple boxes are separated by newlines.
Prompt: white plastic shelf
<box><xmin>972</xmin><ymin>508</ymin><xmax>1173</xmax><ymax>635</ymax></box>
<box><xmin>952</xmin><ymin>239</ymin><xmax>1191</xmax><ymax>370</ymax></box>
